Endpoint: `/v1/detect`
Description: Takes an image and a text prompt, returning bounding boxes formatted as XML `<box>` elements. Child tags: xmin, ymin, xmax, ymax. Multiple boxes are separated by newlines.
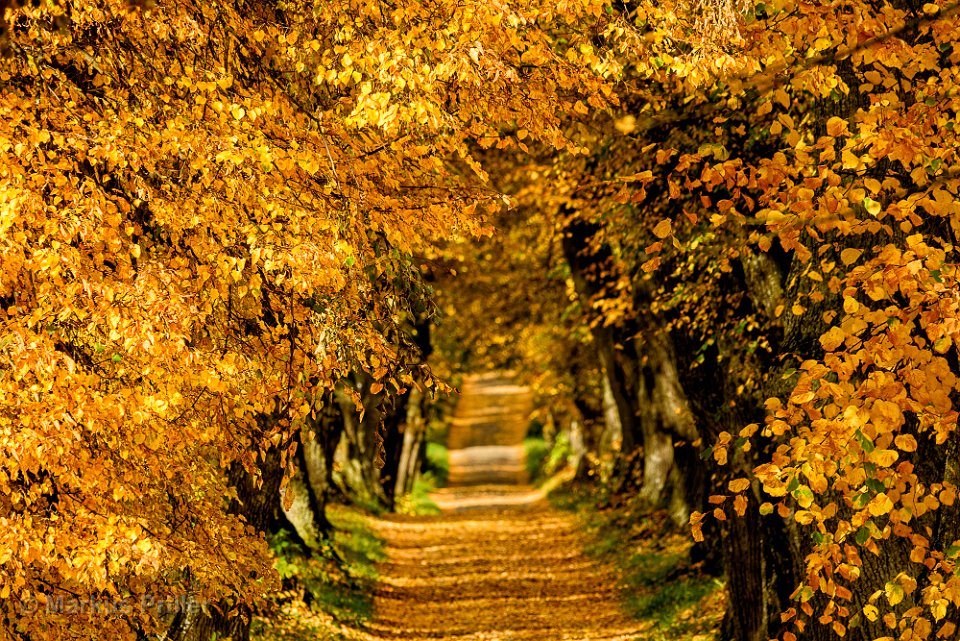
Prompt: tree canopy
<box><xmin>1</xmin><ymin>0</ymin><xmax>959</xmax><ymax>640</ymax></box>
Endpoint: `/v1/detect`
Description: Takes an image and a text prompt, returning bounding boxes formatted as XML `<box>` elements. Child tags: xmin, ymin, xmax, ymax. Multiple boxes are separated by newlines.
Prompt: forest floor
<box><xmin>361</xmin><ymin>484</ymin><xmax>721</xmax><ymax>641</ymax></box>
<box><xmin>253</xmin><ymin>482</ymin><xmax>724</xmax><ymax>641</ymax></box>
<box><xmin>367</xmin><ymin>485</ymin><xmax>640</xmax><ymax>640</ymax></box>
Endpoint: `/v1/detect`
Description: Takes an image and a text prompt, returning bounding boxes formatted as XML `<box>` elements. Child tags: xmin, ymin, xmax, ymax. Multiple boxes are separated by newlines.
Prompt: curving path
<box><xmin>363</xmin><ymin>373</ymin><xmax>645</xmax><ymax>641</ymax></box>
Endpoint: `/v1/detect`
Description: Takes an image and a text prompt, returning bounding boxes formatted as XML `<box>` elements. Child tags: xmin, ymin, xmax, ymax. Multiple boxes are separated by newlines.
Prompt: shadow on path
<box><xmin>364</xmin><ymin>373</ymin><xmax>646</xmax><ymax>640</ymax></box>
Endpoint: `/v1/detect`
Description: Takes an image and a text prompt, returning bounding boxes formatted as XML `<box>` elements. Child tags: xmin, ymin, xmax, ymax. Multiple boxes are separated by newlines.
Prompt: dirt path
<box><xmin>365</xmin><ymin>486</ymin><xmax>646</xmax><ymax>641</ymax></box>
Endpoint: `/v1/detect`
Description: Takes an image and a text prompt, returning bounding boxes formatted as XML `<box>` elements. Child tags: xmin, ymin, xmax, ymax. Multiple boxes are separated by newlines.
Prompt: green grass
<box><xmin>424</xmin><ymin>441</ymin><xmax>449</xmax><ymax>487</ymax></box>
<box><xmin>550</xmin><ymin>484</ymin><xmax>724</xmax><ymax>639</ymax></box>
<box><xmin>628</xmin><ymin>576</ymin><xmax>721</xmax><ymax>629</ymax></box>
<box><xmin>258</xmin><ymin>504</ymin><xmax>386</xmax><ymax>636</ymax></box>
<box><xmin>525</xmin><ymin>433</ymin><xmax>572</xmax><ymax>485</ymax></box>
<box><xmin>395</xmin><ymin>474</ymin><xmax>442</xmax><ymax>516</ymax></box>
<box><xmin>525</xmin><ymin>437</ymin><xmax>551</xmax><ymax>481</ymax></box>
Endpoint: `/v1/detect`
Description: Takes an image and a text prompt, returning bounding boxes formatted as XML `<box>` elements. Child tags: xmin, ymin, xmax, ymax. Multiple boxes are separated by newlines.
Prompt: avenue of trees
<box><xmin>0</xmin><ymin>1</ymin><xmax>958</xmax><ymax>641</ymax></box>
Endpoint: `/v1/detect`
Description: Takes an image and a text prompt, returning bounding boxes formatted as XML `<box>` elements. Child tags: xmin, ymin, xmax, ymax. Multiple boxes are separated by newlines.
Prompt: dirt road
<box><xmin>366</xmin><ymin>486</ymin><xmax>645</xmax><ymax>641</ymax></box>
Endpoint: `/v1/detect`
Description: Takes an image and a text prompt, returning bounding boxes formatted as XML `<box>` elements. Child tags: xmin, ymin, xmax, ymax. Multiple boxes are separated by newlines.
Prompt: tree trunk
<box><xmin>333</xmin><ymin>377</ymin><xmax>389</xmax><ymax>508</ymax></box>
<box><xmin>561</xmin><ymin>213</ymin><xmax>642</xmax><ymax>453</ymax></box>
<box><xmin>395</xmin><ymin>387</ymin><xmax>426</xmax><ymax>497</ymax></box>
<box><xmin>165</xmin><ymin>423</ymin><xmax>286</xmax><ymax>641</ymax></box>
<box><xmin>280</xmin><ymin>420</ymin><xmax>337</xmax><ymax>547</ymax></box>
<box><xmin>300</xmin><ymin>400</ymin><xmax>343</xmax><ymax>532</ymax></box>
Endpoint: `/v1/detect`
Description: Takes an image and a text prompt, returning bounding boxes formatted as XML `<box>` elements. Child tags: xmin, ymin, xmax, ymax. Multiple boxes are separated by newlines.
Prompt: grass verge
<box><xmin>395</xmin><ymin>474</ymin><xmax>442</xmax><ymax>516</ymax></box>
<box><xmin>525</xmin><ymin>433</ymin><xmax>572</xmax><ymax>485</ymax></box>
<box><xmin>424</xmin><ymin>442</ymin><xmax>449</xmax><ymax>487</ymax></box>
<box><xmin>550</xmin><ymin>483</ymin><xmax>725</xmax><ymax>640</ymax></box>
<box><xmin>252</xmin><ymin>505</ymin><xmax>385</xmax><ymax>641</ymax></box>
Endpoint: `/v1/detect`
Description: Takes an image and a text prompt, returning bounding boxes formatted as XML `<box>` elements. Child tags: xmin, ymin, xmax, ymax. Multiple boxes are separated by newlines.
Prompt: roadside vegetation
<box><xmin>251</xmin><ymin>507</ymin><xmax>385</xmax><ymax>641</ymax></box>
<box><xmin>551</xmin><ymin>485</ymin><xmax>725</xmax><ymax>641</ymax></box>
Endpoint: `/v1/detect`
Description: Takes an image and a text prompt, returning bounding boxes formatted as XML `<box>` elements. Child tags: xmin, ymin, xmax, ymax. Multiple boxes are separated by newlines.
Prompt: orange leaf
<box><xmin>894</xmin><ymin>434</ymin><xmax>917</xmax><ymax>452</ymax></box>
<box><xmin>840</xmin><ymin>248</ymin><xmax>862</xmax><ymax>265</ymax></box>
<box><xmin>652</xmin><ymin>218</ymin><xmax>672</xmax><ymax>238</ymax></box>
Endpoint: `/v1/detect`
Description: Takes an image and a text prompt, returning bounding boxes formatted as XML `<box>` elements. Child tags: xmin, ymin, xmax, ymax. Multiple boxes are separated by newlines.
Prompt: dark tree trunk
<box><xmin>378</xmin><ymin>392</ymin><xmax>407</xmax><ymax>507</ymax></box>
<box><xmin>561</xmin><ymin>213</ymin><xmax>642</xmax><ymax>453</ymax></box>
<box><xmin>166</xmin><ymin>420</ymin><xmax>286</xmax><ymax>641</ymax></box>
<box><xmin>334</xmin><ymin>376</ymin><xmax>389</xmax><ymax>508</ymax></box>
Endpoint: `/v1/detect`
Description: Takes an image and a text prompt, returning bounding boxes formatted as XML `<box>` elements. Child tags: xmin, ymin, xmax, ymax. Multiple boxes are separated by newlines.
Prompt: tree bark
<box><xmin>333</xmin><ymin>377</ymin><xmax>389</xmax><ymax>508</ymax></box>
<box><xmin>395</xmin><ymin>387</ymin><xmax>426</xmax><ymax>497</ymax></box>
<box><xmin>165</xmin><ymin>422</ymin><xmax>286</xmax><ymax>641</ymax></box>
<box><xmin>561</xmin><ymin>213</ymin><xmax>642</xmax><ymax>453</ymax></box>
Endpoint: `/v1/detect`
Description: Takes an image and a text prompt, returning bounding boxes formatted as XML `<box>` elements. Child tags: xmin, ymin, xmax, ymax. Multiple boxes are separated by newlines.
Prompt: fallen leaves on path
<box><xmin>366</xmin><ymin>486</ymin><xmax>651</xmax><ymax>641</ymax></box>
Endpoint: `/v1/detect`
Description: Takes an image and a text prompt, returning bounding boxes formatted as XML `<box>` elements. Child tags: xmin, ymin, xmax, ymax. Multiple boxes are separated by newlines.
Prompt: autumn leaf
<box><xmin>840</xmin><ymin>248</ymin><xmax>862</xmax><ymax>265</ymax></box>
<box><xmin>653</xmin><ymin>218</ymin><xmax>673</xmax><ymax>238</ymax></box>
<box><xmin>893</xmin><ymin>434</ymin><xmax>917</xmax><ymax>452</ymax></box>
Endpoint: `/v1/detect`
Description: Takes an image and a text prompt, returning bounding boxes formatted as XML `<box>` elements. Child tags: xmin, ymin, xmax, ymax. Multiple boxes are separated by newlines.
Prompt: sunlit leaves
<box><xmin>0</xmin><ymin>0</ymin><xmax>593</xmax><ymax>637</ymax></box>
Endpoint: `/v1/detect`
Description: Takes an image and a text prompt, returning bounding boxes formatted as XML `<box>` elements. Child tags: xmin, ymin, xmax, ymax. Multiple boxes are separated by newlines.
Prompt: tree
<box><xmin>0</xmin><ymin>1</ymin><xmax>631</xmax><ymax>639</ymax></box>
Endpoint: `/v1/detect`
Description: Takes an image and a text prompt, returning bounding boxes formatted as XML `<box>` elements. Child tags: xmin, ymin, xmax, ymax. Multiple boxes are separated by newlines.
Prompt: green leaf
<box><xmin>787</xmin><ymin>476</ymin><xmax>800</xmax><ymax>493</ymax></box>
<box><xmin>855</xmin><ymin>429</ymin><xmax>875</xmax><ymax>454</ymax></box>
<box><xmin>855</xmin><ymin>526</ymin><xmax>871</xmax><ymax>545</ymax></box>
<box><xmin>794</xmin><ymin>487</ymin><xmax>815</xmax><ymax>508</ymax></box>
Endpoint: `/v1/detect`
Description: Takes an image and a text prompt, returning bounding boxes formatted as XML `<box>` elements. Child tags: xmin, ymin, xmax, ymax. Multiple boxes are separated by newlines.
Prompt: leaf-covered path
<box><xmin>365</xmin><ymin>486</ymin><xmax>646</xmax><ymax>641</ymax></box>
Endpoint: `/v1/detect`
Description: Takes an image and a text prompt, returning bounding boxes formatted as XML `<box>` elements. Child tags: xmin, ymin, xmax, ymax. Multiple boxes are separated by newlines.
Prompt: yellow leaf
<box><xmin>868</xmin><ymin>493</ymin><xmax>895</xmax><ymax>517</ymax></box>
<box><xmin>840</xmin><ymin>248</ymin><xmax>862</xmax><ymax>265</ymax></box>
<box><xmin>894</xmin><ymin>434</ymin><xmax>917</xmax><ymax>452</ymax></box>
<box><xmin>863</xmin><ymin>604</ymin><xmax>879</xmax><ymax>622</ymax></box>
<box><xmin>614</xmin><ymin>115</ymin><xmax>636</xmax><ymax>134</ymax></box>
<box><xmin>728</xmin><ymin>478</ymin><xmax>751</xmax><ymax>493</ymax></box>
<box><xmin>689</xmin><ymin>511</ymin><xmax>705</xmax><ymax>542</ymax></box>
<box><xmin>868</xmin><ymin>449</ymin><xmax>899</xmax><ymax>467</ymax></box>
<box><xmin>841</xmin><ymin>149</ymin><xmax>860</xmax><ymax>170</ymax></box>
<box><xmin>939</xmin><ymin>486</ymin><xmax>957</xmax><ymax>506</ymax></box>
<box><xmin>653</xmin><ymin>218</ymin><xmax>672</xmax><ymax>238</ymax></box>
<box><xmin>642</xmin><ymin>257</ymin><xmax>660</xmax><ymax>272</ymax></box>
<box><xmin>820</xmin><ymin>326</ymin><xmax>846</xmax><ymax>351</ymax></box>
<box><xmin>931</xmin><ymin>599</ymin><xmax>948</xmax><ymax>621</ymax></box>
<box><xmin>734</xmin><ymin>494</ymin><xmax>748</xmax><ymax>516</ymax></box>
<box><xmin>774</xmin><ymin>88</ymin><xmax>790</xmax><ymax>108</ymax></box>
<box><xmin>898</xmin><ymin>573</ymin><xmax>917</xmax><ymax>594</ymax></box>
<box><xmin>826</xmin><ymin>117</ymin><xmax>847</xmax><ymax>137</ymax></box>
<box><xmin>884</xmin><ymin>581</ymin><xmax>904</xmax><ymax>605</ymax></box>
